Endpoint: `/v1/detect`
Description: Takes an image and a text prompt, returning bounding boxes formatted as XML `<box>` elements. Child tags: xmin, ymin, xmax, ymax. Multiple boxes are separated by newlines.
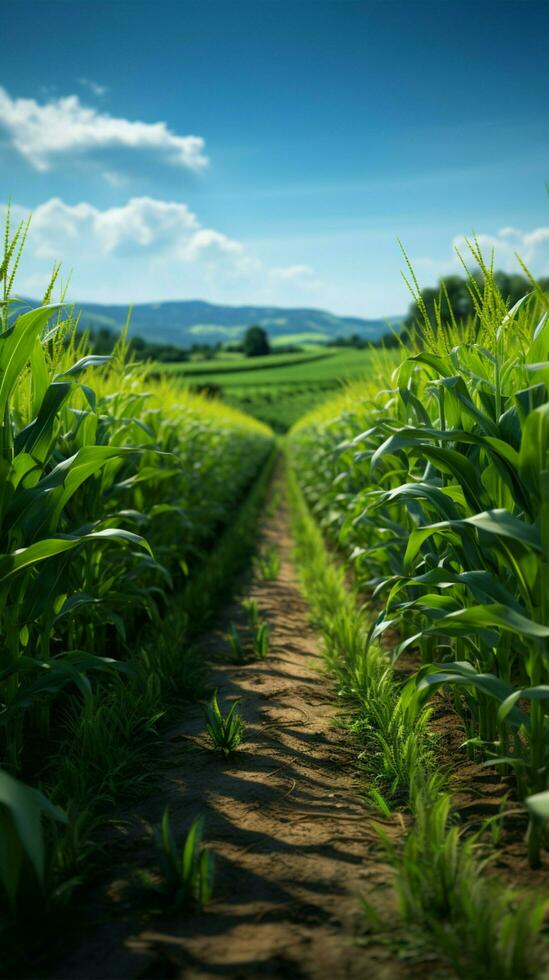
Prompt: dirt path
<box><xmin>53</xmin><ymin>480</ymin><xmax>418</xmax><ymax>980</ymax></box>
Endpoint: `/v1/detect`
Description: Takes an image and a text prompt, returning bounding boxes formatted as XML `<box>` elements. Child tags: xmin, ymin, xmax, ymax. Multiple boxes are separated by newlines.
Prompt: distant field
<box><xmin>160</xmin><ymin>348</ymin><xmax>330</xmax><ymax>377</ymax></box>
<box><xmin>152</xmin><ymin>347</ymin><xmax>384</xmax><ymax>431</ymax></box>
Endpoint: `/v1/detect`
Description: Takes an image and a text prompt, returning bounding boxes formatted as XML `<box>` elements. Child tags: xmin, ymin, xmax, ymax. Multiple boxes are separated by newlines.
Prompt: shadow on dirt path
<box><xmin>52</xmin><ymin>474</ymin><xmax>425</xmax><ymax>980</ymax></box>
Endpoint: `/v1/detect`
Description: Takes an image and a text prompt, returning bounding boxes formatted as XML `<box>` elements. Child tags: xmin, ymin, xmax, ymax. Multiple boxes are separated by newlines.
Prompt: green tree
<box><xmin>243</xmin><ymin>325</ymin><xmax>270</xmax><ymax>357</ymax></box>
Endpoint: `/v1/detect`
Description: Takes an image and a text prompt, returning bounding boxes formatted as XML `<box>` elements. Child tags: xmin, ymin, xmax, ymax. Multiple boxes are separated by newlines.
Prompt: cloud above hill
<box><xmin>24</xmin><ymin>196</ymin><xmax>251</xmax><ymax>271</ymax></box>
<box><xmin>4</xmin><ymin>196</ymin><xmax>322</xmax><ymax>305</ymax></box>
<box><xmin>0</xmin><ymin>87</ymin><xmax>208</xmax><ymax>172</ymax></box>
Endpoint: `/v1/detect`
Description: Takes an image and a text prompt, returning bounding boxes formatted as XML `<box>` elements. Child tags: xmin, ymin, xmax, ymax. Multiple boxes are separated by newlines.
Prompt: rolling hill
<box><xmin>49</xmin><ymin>298</ymin><xmax>404</xmax><ymax>347</ymax></box>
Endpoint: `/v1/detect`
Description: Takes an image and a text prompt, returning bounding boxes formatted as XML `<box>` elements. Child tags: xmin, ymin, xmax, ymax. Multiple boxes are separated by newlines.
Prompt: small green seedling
<box><xmin>205</xmin><ymin>691</ymin><xmax>244</xmax><ymax>755</ymax></box>
<box><xmin>253</xmin><ymin>622</ymin><xmax>270</xmax><ymax>659</ymax></box>
<box><xmin>227</xmin><ymin>623</ymin><xmax>245</xmax><ymax>662</ymax></box>
<box><xmin>148</xmin><ymin>807</ymin><xmax>214</xmax><ymax>909</ymax></box>
<box><xmin>243</xmin><ymin>599</ymin><xmax>260</xmax><ymax>629</ymax></box>
<box><xmin>257</xmin><ymin>545</ymin><xmax>281</xmax><ymax>580</ymax></box>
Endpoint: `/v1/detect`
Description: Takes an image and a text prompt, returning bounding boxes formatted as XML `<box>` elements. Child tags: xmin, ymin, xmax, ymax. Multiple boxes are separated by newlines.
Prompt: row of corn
<box><xmin>289</xmin><ymin>248</ymin><xmax>548</xmax><ymax>867</ymax></box>
<box><xmin>0</xmin><ymin>218</ymin><xmax>273</xmax><ymax>919</ymax></box>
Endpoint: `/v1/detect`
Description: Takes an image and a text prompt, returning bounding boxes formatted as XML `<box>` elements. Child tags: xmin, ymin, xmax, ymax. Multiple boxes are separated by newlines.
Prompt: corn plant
<box><xmin>253</xmin><ymin>622</ymin><xmax>270</xmax><ymax>659</ymax></box>
<box><xmin>0</xmin><ymin>209</ymin><xmax>273</xmax><ymax>932</ymax></box>
<box><xmin>289</xmin><ymin>245</ymin><xmax>549</xmax><ymax>864</ymax></box>
<box><xmin>205</xmin><ymin>691</ymin><xmax>244</xmax><ymax>755</ymax></box>
<box><xmin>243</xmin><ymin>598</ymin><xmax>260</xmax><ymax>629</ymax></box>
<box><xmin>378</xmin><ymin>788</ymin><xmax>547</xmax><ymax>979</ymax></box>
<box><xmin>0</xmin><ymin>768</ymin><xmax>66</xmax><ymax>915</ymax></box>
<box><xmin>256</xmin><ymin>544</ymin><xmax>280</xmax><ymax>579</ymax></box>
<box><xmin>227</xmin><ymin>623</ymin><xmax>245</xmax><ymax>662</ymax></box>
<box><xmin>146</xmin><ymin>807</ymin><xmax>214</xmax><ymax>909</ymax></box>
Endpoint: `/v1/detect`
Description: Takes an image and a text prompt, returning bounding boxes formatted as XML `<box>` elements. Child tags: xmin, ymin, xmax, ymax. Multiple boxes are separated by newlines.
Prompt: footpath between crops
<box><xmin>52</xmin><ymin>474</ymin><xmax>421</xmax><ymax>980</ymax></box>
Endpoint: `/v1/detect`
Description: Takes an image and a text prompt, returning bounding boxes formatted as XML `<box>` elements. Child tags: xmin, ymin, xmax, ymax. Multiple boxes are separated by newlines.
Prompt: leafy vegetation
<box><xmin>0</xmin><ymin>212</ymin><xmax>273</xmax><ymax>956</ymax></box>
<box><xmin>253</xmin><ymin>621</ymin><xmax>270</xmax><ymax>659</ymax></box>
<box><xmin>139</xmin><ymin>807</ymin><xmax>215</xmax><ymax>909</ymax></box>
<box><xmin>286</xmin><ymin>454</ymin><xmax>547</xmax><ymax>978</ymax></box>
<box><xmin>4</xmin><ymin>200</ymin><xmax>548</xmax><ymax>979</ymax></box>
<box><xmin>382</xmin><ymin>790</ymin><xmax>547</xmax><ymax>980</ymax></box>
<box><xmin>228</xmin><ymin>622</ymin><xmax>246</xmax><ymax>662</ymax></box>
<box><xmin>205</xmin><ymin>691</ymin><xmax>245</xmax><ymax>755</ymax></box>
<box><xmin>289</xmin><ymin>243</ymin><xmax>549</xmax><ymax>867</ymax></box>
<box><xmin>256</xmin><ymin>544</ymin><xmax>281</xmax><ymax>579</ymax></box>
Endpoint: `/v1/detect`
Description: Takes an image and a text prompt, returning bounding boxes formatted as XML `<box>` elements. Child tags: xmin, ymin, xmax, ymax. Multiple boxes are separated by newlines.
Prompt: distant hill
<box><xmin>42</xmin><ymin>298</ymin><xmax>404</xmax><ymax>347</ymax></box>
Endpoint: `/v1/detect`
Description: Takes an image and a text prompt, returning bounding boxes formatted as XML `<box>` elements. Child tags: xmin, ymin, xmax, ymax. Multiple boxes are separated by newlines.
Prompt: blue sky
<box><xmin>1</xmin><ymin>0</ymin><xmax>548</xmax><ymax>317</ymax></box>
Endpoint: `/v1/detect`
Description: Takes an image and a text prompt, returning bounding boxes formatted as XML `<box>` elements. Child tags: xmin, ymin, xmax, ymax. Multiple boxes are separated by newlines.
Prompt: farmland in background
<box><xmin>152</xmin><ymin>347</ymin><xmax>392</xmax><ymax>431</ymax></box>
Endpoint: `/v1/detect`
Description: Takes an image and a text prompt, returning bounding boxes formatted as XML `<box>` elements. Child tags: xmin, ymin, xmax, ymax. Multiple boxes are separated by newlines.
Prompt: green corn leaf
<box><xmin>198</xmin><ymin>848</ymin><xmax>215</xmax><ymax>904</ymax></box>
<box><xmin>463</xmin><ymin>509</ymin><xmax>541</xmax><ymax>552</ymax></box>
<box><xmin>0</xmin><ymin>305</ymin><xmax>60</xmax><ymax>420</ymax></box>
<box><xmin>498</xmin><ymin>686</ymin><xmax>549</xmax><ymax>724</ymax></box>
<box><xmin>55</xmin><ymin>354</ymin><xmax>111</xmax><ymax>378</ymax></box>
<box><xmin>417</xmin><ymin>663</ymin><xmax>529</xmax><ymax>727</ymax></box>
<box><xmin>15</xmin><ymin>381</ymin><xmax>73</xmax><ymax>461</ymax></box>
<box><xmin>425</xmin><ymin>604</ymin><xmax>549</xmax><ymax>640</ymax></box>
<box><xmin>0</xmin><ymin>769</ymin><xmax>65</xmax><ymax>907</ymax></box>
<box><xmin>182</xmin><ymin>816</ymin><xmax>203</xmax><ymax>882</ymax></box>
<box><xmin>525</xmin><ymin>791</ymin><xmax>549</xmax><ymax>822</ymax></box>
<box><xmin>0</xmin><ymin>527</ymin><xmax>152</xmax><ymax>583</ymax></box>
<box><xmin>160</xmin><ymin>807</ymin><xmax>177</xmax><ymax>866</ymax></box>
<box><xmin>29</xmin><ymin>338</ymin><xmax>49</xmax><ymax>417</ymax></box>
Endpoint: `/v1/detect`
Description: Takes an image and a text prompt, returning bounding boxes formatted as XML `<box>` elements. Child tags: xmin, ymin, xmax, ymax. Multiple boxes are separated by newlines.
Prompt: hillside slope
<box><xmin>44</xmin><ymin>298</ymin><xmax>403</xmax><ymax>346</ymax></box>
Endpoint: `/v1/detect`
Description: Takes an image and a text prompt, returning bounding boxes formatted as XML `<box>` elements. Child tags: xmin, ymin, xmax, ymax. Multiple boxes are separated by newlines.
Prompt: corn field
<box><xmin>1</xmin><ymin>209</ymin><xmax>547</xmax><ymax>978</ymax></box>
<box><xmin>289</xmin><ymin>245</ymin><xmax>549</xmax><ymax>867</ymax></box>
<box><xmin>0</xmin><ymin>216</ymin><xmax>273</xmax><ymax>919</ymax></box>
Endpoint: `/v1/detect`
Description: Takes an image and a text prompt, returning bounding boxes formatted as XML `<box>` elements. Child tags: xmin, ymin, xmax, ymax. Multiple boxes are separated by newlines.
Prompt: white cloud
<box><xmin>268</xmin><ymin>264</ymin><xmax>322</xmax><ymax>289</ymax></box>
<box><xmin>0</xmin><ymin>87</ymin><xmax>208</xmax><ymax>172</ymax></box>
<box><xmin>4</xmin><ymin>196</ymin><xmax>265</xmax><ymax>303</ymax></box>
<box><xmin>78</xmin><ymin>78</ymin><xmax>108</xmax><ymax>97</ymax></box>
<box><xmin>2</xmin><ymin>196</ymin><xmax>332</xmax><ymax>310</ymax></box>
<box><xmin>25</xmin><ymin>197</ymin><xmax>238</xmax><ymax>262</ymax></box>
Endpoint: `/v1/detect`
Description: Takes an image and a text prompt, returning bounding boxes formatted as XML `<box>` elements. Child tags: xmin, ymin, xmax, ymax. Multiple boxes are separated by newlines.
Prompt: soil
<box><xmin>47</xmin><ymin>480</ymin><xmax>434</xmax><ymax>980</ymax></box>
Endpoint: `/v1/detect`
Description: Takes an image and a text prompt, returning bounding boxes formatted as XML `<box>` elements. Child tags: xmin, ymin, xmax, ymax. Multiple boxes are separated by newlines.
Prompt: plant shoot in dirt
<box><xmin>257</xmin><ymin>545</ymin><xmax>281</xmax><ymax>580</ymax></box>
<box><xmin>227</xmin><ymin>623</ymin><xmax>245</xmax><ymax>663</ymax></box>
<box><xmin>143</xmin><ymin>807</ymin><xmax>214</xmax><ymax>909</ymax></box>
<box><xmin>253</xmin><ymin>622</ymin><xmax>270</xmax><ymax>659</ymax></box>
<box><xmin>243</xmin><ymin>599</ymin><xmax>260</xmax><ymax>629</ymax></box>
<box><xmin>205</xmin><ymin>692</ymin><xmax>245</xmax><ymax>756</ymax></box>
